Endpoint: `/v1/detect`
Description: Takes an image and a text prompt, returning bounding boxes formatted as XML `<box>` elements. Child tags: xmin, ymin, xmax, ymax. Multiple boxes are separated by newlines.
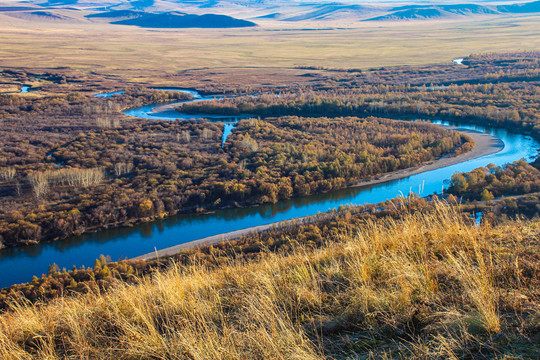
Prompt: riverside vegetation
<box><xmin>179</xmin><ymin>78</ymin><xmax>540</xmax><ymax>135</ymax></box>
<box><xmin>0</xmin><ymin>95</ymin><xmax>470</xmax><ymax>248</ymax></box>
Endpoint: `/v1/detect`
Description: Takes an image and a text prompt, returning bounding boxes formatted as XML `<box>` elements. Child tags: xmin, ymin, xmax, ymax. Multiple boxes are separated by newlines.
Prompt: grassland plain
<box><xmin>0</xmin><ymin>13</ymin><xmax>539</xmax><ymax>82</ymax></box>
<box><xmin>0</xmin><ymin>201</ymin><xmax>538</xmax><ymax>359</ymax></box>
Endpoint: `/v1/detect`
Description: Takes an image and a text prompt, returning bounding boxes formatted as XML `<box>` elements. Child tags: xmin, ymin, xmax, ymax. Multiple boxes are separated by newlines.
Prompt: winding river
<box><xmin>0</xmin><ymin>89</ymin><xmax>538</xmax><ymax>288</ymax></box>
<box><xmin>113</xmin><ymin>88</ymin><xmax>247</xmax><ymax>146</ymax></box>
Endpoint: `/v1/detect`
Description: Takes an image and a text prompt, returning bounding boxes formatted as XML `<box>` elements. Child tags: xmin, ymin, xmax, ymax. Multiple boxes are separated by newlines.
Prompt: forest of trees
<box><xmin>179</xmin><ymin>81</ymin><xmax>540</xmax><ymax>136</ymax></box>
<box><xmin>448</xmin><ymin>160</ymin><xmax>540</xmax><ymax>201</ymax></box>
<box><xmin>0</xmin><ymin>114</ymin><xmax>467</xmax><ymax>248</ymax></box>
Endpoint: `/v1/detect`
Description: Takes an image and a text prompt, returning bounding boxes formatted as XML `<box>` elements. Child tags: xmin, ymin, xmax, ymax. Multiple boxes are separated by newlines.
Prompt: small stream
<box><xmin>98</xmin><ymin>88</ymin><xmax>248</xmax><ymax>146</ymax></box>
<box><xmin>94</xmin><ymin>90</ymin><xmax>124</xmax><ymax>98</ymax></box>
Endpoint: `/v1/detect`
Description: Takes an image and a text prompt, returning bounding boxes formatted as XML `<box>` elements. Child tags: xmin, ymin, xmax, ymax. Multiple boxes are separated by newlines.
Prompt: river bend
<box><xmin>0</xmin><ymin>89</ymin><xmax>538</xmax><ymax>288</ymax></box>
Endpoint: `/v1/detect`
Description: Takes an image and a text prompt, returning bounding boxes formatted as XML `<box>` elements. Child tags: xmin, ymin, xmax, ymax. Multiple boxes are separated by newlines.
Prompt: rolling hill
<box><xmin>368</xmin><ymin>8</ymin><xmax>444</xmax><ymax>21</ymax></box>
<box><xmin>281</xmin><ymin>4</ymin><xmax>374</xmax><ymax>21</ymax></box>
<box><xmin>4</xmin><ymin>9</ymin><xmax>75</xmax><ymax>21</ymax></box>
<box><xmin>497</xmin><ymin>0</ymin><xmax>540</xmax><ymax>13</ymax></box>
<box><xmin>366</xmin><ymin>1</ymin><xmax>540</xmax><ymax>21</ymax></box>
<box><xmin>85</xmin><ymin>9</ymin><xmax>144</xmax><ymax>19</ymax></box>
<box><xmin>112</xmin><ymin>12</ymin><xmax>257</xmax><ymax>28</ymax></box>
<box><xmin>7</xmin><ymin>0</ymin><xmax>540</xmax><ymax>25</ymax></box>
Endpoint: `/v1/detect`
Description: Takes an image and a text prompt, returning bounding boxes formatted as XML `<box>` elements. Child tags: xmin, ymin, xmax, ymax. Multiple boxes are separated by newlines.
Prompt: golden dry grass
<box><xmin>0</xmin><ymin>202</ymin><xmax>538</xmax><ymax>359</ymax></box>
<box><xmin>0</xmin><ymin>13</ymin><xmax>539</xmax><ymax>81</ymax></box>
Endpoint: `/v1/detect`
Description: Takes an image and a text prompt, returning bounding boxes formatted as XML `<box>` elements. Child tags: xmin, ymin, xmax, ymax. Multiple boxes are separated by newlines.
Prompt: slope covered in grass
<box><xmin>0</xmin><ymin>201</ymin><xmax>538</xmax><ymax>359</ymax></box>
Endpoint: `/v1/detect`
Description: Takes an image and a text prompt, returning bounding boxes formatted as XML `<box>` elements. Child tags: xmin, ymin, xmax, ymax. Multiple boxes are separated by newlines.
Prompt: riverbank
<box><xmin>350</xmin><ymin>125</ymin><xmax>504</xmax><ymax>188</ymax></box>
<box><xmin>134</xmin><ymin>125</ymin><xmax>504</xmax><ymax>261</ymax></box>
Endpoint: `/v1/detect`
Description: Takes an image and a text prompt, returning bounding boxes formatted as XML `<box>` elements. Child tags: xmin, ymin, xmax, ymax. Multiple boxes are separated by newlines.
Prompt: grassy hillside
<box><xmin>0</xmin><ymin>201</ymin><xmax>538</xmax><ymax>359</ymax></box>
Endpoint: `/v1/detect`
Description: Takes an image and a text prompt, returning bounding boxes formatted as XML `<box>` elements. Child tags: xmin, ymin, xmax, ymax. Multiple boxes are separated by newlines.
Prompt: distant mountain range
<box><xmin>2</xmin><ymin>9</ymin><xmax>76</xmax><ymax>21</ymax></box>
<box><xmin>4</xmin><ymin>0</ymin><xmax>540</xmax><ymax>26</ymax></box>
<box><xmin>367</xmin><ymin>1</ymin><xmax>540</xmax><ymax>21</ymax></box>
<box><xmin>86</xmin><ymin>9</ymin><xmax>142</xmax><ymax>19</ymax></box>
<box><xmin>279</xmin><ymin>4</ymin><xmax>374</xmax><ymax>21</ymax></box>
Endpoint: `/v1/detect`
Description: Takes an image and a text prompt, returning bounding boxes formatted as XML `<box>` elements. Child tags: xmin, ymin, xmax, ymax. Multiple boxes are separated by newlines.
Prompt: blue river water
<box><xmin>0</xmin><ymin>90</ymin><xmax>538</xmax><ymax>288</ymax></box>
<box><xmin>121</xmin><ymin>88</ymin><xmax>248</xmax><ymax>146</ymax></box>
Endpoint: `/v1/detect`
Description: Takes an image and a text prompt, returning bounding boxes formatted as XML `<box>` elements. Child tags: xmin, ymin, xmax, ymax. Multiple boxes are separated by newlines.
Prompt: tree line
<box><xmin>179</xmin><ymin>81</ymin><xmax>540</xmax><ymax>136</ymax></box>
<box><xmin>448</xmin><ymin>160</ymin><xmax>540</xmax><ymax>201</ymax></box>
